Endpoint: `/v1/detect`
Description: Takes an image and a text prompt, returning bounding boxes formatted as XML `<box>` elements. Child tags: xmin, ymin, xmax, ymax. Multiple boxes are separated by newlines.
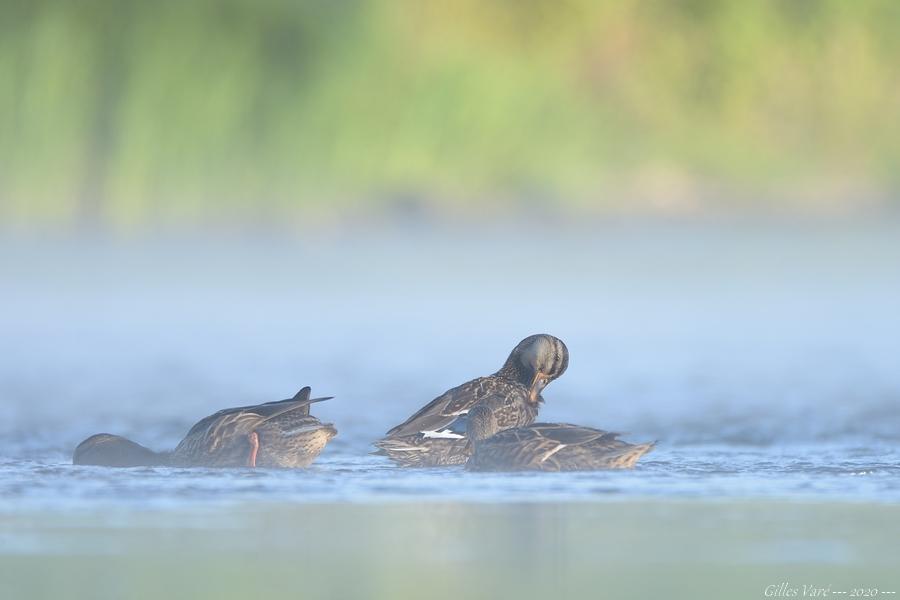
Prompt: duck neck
<box><xmin>148</xmin><ymin>449</ymin><xmax>172</xmax><ymax>466</ymax></box>
<box><xmin>73</xmin><ymin>434</ymin><xmax>171</xmax><ymax>467</ymax></box>
<box><xmin>494</xmin><ymin>357</ymin><xmax>534</xmax><ymax>388</ymax></box>
<box><xmin>115</xmin><ymin>442</ymin><xmax>170</xmax><ymax>467</ymax></box>
<box><xmin>466</xmin><ymin>405</ymin><xmax>499</xmax><ymax>444</ymax></box>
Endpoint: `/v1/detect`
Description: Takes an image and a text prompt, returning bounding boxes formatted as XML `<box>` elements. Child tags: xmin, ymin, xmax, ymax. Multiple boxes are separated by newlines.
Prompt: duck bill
<box><xmin>528</xmin><ymin>371</ymin><xmax>546</xmax><ymax>404</ymax></box>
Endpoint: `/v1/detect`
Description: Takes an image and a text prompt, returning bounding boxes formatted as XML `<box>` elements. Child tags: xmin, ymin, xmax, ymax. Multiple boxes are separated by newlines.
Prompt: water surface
<box><xmin>2</xmin><ymin>221</ymin><xmax>899</xmax><ymax>598</ymax></box>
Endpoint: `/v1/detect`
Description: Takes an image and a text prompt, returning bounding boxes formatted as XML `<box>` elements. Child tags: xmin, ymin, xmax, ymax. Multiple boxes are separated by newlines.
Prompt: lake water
<box><xmin>1</xmin><ymin>219</ymin><xmax>899</xmax><ymax>598</ymax></box>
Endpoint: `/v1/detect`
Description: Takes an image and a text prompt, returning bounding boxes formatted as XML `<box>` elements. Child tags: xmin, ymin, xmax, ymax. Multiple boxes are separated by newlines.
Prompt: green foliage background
<box><xmin>2</xmin><ymin>0</ymin><xmax>899</xmax><ymax>227</ymax></box>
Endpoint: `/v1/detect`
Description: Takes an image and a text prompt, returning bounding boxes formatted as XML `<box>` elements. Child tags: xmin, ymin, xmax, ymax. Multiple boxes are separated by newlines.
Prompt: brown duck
<box><xmin>465</xmin><ymin>404</ymin><xmax>654</xmax><ymax>471</ymax></box>
<box><xmin>73</xmin><ymin>387</ymin><xmax>336</xmax><ymax>468</ymax></box>
<box><xmin>373</xmin><ymin>334</ymin><xmax>569</xmax><ymax>467</ymax></box>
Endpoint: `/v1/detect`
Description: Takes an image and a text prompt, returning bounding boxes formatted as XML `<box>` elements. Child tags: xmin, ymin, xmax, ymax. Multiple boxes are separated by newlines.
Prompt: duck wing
<box><xmin>525</xmin><ymin>423</ymin><xmax>618</xmax><ymax>446</ymax></box>
<box><xmin>181</xmin><ymin>387</ymin><xmax>331</xmax><ymax>440</ymax></box>
<box><xmin>385</xmin><ymin>377</ymin><xmax>516</xmax><ymax>438</ymax></box>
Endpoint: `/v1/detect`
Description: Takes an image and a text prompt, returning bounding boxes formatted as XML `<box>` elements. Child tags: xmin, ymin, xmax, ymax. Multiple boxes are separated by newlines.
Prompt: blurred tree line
<box><xmin>1</xmin><ymin>0</ymin><xmax>898</xmax><ymax>227</ymax></box>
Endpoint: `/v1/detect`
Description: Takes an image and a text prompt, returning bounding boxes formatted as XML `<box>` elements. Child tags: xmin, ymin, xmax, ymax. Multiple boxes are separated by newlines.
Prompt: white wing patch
<box><xmin>422</xmin><ymin>429</ymin><xmax>465</xmax><ymax>439</ymax></box>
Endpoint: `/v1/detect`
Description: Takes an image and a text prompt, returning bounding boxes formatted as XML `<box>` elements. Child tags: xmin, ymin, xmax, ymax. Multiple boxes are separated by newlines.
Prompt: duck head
<box><xmin>496</xmin><ymin>334</ymin><xmax>569</xmax><ymax>404</ymax></box>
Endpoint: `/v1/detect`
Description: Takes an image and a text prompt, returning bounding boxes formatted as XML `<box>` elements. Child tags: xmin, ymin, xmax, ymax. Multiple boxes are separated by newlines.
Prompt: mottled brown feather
<box><xmin>467</xmin><ymin>423</ymin><xmax>654</xmax><ymax>472</ymax></box>
<box><xmin>385</xmin><ymin>377</ymin><xmax>508</xmax><ymax>438</ymax></box>
<box><xmin>171</xmin><ymin>390</ymin><xmax>334</xmax><ymax>467</ymax></box>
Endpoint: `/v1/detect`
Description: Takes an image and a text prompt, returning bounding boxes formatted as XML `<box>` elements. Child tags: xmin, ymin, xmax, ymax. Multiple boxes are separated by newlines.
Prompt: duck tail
<box><xmin>258</xmin><ymin>387</ymin><xmax>334</xmax><ymax>419</ymax></box>
<box><xmin>371</xmin><ymin>437</ymin><xmax>429</xmax><ymax>466</ymax></box>
<box><xmin>73</xmin><ymin>433</ymin><xmax>169</xmax><ymax>467</ymax></box>
<box><xmin>612</xmin><ymin>441</ymin><xmax>656</xmax><ymax>469</ymax></box>
<box><xmin>321</xmin><ymin>422</ymin><xmax>338</xmax><ymax>439</ymax></box>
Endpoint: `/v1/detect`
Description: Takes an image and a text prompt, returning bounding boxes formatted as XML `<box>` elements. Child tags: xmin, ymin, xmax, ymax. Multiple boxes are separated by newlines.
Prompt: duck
<box><xmin>73</xmin><ymin>387</ymin><xmax>336</xmax><ymax>468</ymax></box>
<box><xmin>464</xmin><ymin>404</ymin><xmax>655</xmax><ymax>471</ymax></box>
<box><xmin>373</xmin><ymin>334</ymin><xmax>569</xmax><ymax>467</ymax></box>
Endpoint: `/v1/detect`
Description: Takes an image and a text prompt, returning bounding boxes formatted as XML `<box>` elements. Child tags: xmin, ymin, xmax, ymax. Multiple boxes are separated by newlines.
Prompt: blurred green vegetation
<box><xmin>1</xmin><ymin>0</ymin><xmax>899</xmax><ymax>227</ymax></box>
<box><xmin>3</xmin><ymin>501</ymin><xmax>900</xmax><ymax>599</ymax></box>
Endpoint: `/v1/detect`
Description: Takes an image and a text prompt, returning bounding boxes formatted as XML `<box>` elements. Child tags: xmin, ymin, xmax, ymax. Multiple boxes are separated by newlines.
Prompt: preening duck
<box><xmin>73</xmin><ymin>387</ymin><xmax>336</xmax><ymax>468</ymax></box>
<box><xmin>465</xmin><ymin>405</ymin><xmax>654</xmax><ymax>472</ymax></box>
<box><xmin>373</xmin><ymin>334</ymin><xmax>569</xmax><ymax>467</ymax></box>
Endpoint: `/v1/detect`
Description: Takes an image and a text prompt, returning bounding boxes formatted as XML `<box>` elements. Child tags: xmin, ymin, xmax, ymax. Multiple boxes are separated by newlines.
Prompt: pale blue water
<box><xmin>3</xmin><ymin>445</ymin><xmax>900</xmax><ymax>513</ymax></box>
<box><xmin>2</xmin><ymin>220</ymin><xmax>899</xmax><ymax>510</ymax></box>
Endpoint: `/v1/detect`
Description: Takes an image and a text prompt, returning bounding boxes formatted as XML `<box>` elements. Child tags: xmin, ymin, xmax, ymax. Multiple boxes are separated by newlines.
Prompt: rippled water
<box><xmin>3</xmin><ymin>445</ymin><xmax>900</xmax><ymax>512</ymax></box>
<box><xmin>2</xmin><ymin>220</ymin><xmax>899</xmax><ymax>510</ymax></box>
